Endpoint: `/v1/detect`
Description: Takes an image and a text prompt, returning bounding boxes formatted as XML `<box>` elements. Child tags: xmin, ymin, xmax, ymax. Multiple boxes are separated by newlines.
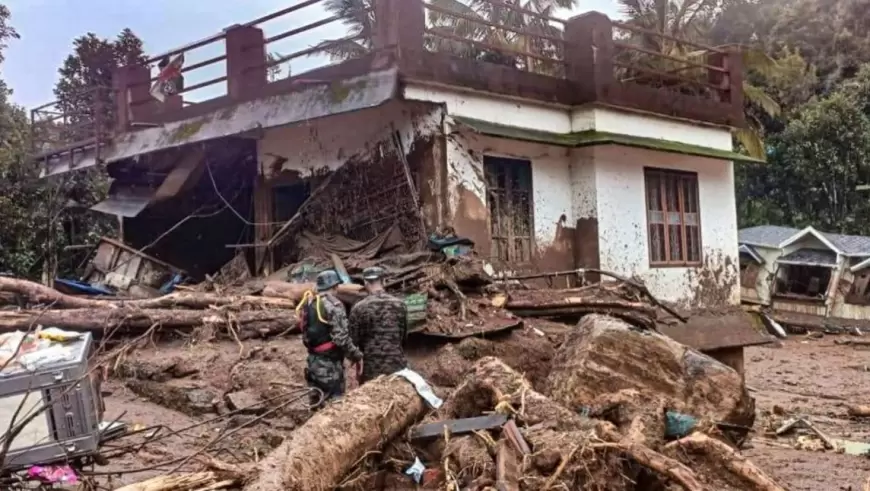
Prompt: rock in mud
<box><xmin>126</xmin><ymin>380</ymin><xmax>218</xmax><ymax>416</ymax></box>
<box><xmin>225</xmin><ymin>390</ymin><xmax>265</xmax><ymax>414</ymax></box>
<box><xmin>546</xmin><ymin>314</ymin><xmax>755</xmax><ymax>444</ymax></box>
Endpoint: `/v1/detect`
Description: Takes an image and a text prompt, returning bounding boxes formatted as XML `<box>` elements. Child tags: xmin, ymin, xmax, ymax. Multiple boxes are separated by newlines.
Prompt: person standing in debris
<box><xmin>349</xmin><ymin>266</ymin><xmax>408</xmax><ymax>384</ymax></box>
<box><xmin>297</xmin><ymin>270</ymin><xmax>363</xmax><ymax>409</ymax></box>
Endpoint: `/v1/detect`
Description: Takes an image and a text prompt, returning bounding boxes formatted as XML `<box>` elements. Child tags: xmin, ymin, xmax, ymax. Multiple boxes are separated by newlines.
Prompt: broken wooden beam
<box><xmin>410</xmin><ymin>414</ymin><xmax>508</xmax><ymax>442</ymax></box>
<box><xmin>496</xmin><ymin>439</ymin><xmax>521</xmax><ymax>491</ymax></box>
<box><xmin>502</xmin><ymin>419</ymin><xmax>531</xmax><ymax>456</ymax></box>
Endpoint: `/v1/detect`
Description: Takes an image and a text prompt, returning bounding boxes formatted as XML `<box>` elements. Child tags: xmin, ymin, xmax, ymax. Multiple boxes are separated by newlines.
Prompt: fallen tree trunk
<box><xmin>0</xmin><ymin>308</ymin><xmax>297</xmax><ymax>338</ymax></box>
<box><xmin>507</xmin><ymin>306</ymin><xmax>656</xmax><ymax>330</ymax></box>
<box><xmin>261</xmin><ymin>281</ymin><xmax>363</xmax><ymax>301</ymax></box>
<box><xmin>0</xmin><ymin>277</ymin><xmax>297</xmax><ymax>310</ymax></box>
<box><xmin>505</xmin><ymin>298</ymin><xmax>654</xmax><ymax>312</ymax></box>
<box><xmin>848</xmin><ymin>405</ymin><xmax>870</xmax><ymax>417</ymax></box>
<box><xmin>244</xmin><ymin>374</ymin><xmax>428</xmax><ymax>491</ymax></box>
<box><xmin>115</xmin><ymin>471</ymin><xmax>237</xmax><ymax>491</ymax></box>
<box><xmin>664</xmin><ymin>432</ymin><xmax>786</xmax><ymax>491</ymax></box>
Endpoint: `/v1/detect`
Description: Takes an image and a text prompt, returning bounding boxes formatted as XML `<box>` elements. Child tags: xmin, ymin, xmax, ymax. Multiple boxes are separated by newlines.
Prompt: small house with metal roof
<box><xmin>738</xmin><ymin>225</ymin><xmax>870</xmax><ymax>328</ymax></box>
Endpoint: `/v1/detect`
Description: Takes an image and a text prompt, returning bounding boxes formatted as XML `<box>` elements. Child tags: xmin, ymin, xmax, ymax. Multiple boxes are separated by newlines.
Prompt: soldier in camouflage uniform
<box><xmin>349</xmin><ymin>266</ymin><xmax>408</xmax><ymax>384</ymax></box>
<box><xmin>298</xmin><ymin>270</ymin><xmax>363</xmax><ymax>409</ymax></box>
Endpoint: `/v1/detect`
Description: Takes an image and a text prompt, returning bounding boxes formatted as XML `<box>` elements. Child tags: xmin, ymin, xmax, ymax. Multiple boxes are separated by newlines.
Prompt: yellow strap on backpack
<box><xmin>295</xmin><ymin>290</ymin><xmax>329</xmax><ymax>323</ymax></box>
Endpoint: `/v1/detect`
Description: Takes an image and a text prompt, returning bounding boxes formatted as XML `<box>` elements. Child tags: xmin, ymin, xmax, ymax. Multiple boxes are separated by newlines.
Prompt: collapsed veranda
<box><xmin>31</xmin><ymin>0</ymin><xmax>766</xmax><ymax>365</ymax></box>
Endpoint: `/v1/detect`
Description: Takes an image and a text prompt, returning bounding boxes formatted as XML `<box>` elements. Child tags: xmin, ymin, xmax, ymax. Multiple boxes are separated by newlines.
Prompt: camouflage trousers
<box><xmin>305</xmin><ymin>354</ymin><xmax>345</xmax><ymax>410</ymax></box>
<box><xmin>359</xmin><ymin>356</ymin><xmax>407</xmax><ymax>385</ymax></box>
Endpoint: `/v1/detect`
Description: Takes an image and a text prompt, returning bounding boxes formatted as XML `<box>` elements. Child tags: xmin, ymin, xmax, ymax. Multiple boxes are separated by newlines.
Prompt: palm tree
<box><xmin>311</xmin><ymin>0</ymin><xmax>376</xmax><ymax>61</ymax></box>
<box><xmin>313</xmin><ymin>0</ymin><xmax>578</xmax><ymax>76</ymax></box>
<box><xmin>616</xmin><ymin>0</ymin><xmax>782</xmax><ymax>159</ymax></box>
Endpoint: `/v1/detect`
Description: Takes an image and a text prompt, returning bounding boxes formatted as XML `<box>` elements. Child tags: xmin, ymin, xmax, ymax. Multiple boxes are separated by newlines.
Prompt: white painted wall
<box><xmin>257</xmin><ymin>100</ymin><xmax>441</xmax><ymax>178</ymax></box>
<box><xmin>445</xmin><ymin>125</ymin><xmax>573</xmax><ymax>255</ymax></box>
<box><xmin>592</xmin><ymin>145</ymin><xmax>740</xmax><ymax>306</ymax></box>
<box><xmin>404</xmin><ymin>83</ymin><xmax>734</xmax><ymax>150</ymax></box>
<box><xmin>571</xmin><ymin>108</ymin><xmax>734</xmax><ymax>150</ymax></box>
<box><xmin>404</xmin><ymin>85</ymin><xmax>572</xmax><ymax>134</ymax></box>
<box><xmin>408</xmin><ymin>83</ymin><xmax>741</xmax><ymax>305</ymax></box>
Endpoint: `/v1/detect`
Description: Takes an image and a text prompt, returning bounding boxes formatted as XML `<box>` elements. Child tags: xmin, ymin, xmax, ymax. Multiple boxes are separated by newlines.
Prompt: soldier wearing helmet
<box><xmin>348</xmin><ymin>266</ymin><xmax>408</xmax><ymax>384</ymax></box>
<box><xmin>297</xmin><ymin>269</ymin><xmax>363</xmax><ymax>409</ymax></box>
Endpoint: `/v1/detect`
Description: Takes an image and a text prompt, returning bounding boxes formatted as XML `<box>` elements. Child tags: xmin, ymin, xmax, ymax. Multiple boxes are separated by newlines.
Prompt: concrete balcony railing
<box><xmin>32</xmin><ymin>0</ymin><xmax>744</xmax><ymax>160</ymax></box>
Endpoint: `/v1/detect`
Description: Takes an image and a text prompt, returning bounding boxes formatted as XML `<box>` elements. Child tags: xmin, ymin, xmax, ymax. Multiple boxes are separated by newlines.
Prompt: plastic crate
<box><xmin>0</xmin><ymin>332</ymin><xmax>103</xmax><ymax>470</ymax></box>
<box><xmin>405</xmin><ymin>293</ymin><xmax>428</xmax><ymax>327</ymax></box>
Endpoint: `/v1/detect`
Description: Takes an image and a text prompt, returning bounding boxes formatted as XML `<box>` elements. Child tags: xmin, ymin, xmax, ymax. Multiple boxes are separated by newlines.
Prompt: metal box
<box><xmin>0</xmin><ymin>332</ymin><xmax>103</xmax><ymax>470</ymax></box>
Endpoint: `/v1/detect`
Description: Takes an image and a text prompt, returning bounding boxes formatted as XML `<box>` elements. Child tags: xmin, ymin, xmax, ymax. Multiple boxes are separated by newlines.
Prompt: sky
<box><xmin>1</xmin><ymin>0</ymin><xmax>620</xmax><ymax>110</ymax></box>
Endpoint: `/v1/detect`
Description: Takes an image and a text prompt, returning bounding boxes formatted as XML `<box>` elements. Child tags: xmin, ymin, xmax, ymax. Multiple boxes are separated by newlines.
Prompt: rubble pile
<box><xmin>231</xmin><ymin>315</ymin><xmax>783</xmax><ymax>491</ymax></box>
<box><xmin>0</xmin><ymin>230</ymin><xmax>785</xmax><ymax>491</ymax></box>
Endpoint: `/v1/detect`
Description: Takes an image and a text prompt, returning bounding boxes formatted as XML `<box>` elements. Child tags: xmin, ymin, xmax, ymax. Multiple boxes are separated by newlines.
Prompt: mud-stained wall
<box><xmin>445</xmin><ymin>127</ymin><xmax>575</xmax><ymax>271</ymax></box>
<box><xmin>257</xmin><ymin>100</ymin><xmax>442</xmax><ymax>179</ymax></box>
<box><xmin>742</xmin><ymin>245</ymin><xmax>783</xmax><ymax>305</ymax></box>
<box><xmin>592</xmin><ymin>145</ymin><xmax>740</xmax><ymax>307</ymax></box>
<box><xmin>569</xmin><ymin>148</ymin><xmax>600</xmax><ymax>275</ymax></box>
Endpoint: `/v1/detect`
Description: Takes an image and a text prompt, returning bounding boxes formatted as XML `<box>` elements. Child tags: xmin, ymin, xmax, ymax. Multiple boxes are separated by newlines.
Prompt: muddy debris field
<box><xmin>2</xmin><ymin>247</ymin><xmax>870</xmax><ymax>491</ymax></box>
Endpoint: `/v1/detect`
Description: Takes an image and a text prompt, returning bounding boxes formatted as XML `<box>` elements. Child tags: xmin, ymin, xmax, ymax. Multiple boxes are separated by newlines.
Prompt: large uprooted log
<box><xmin>244</xmin><ymin>374</ymin><xmax>429</xmax><ymax>491</ymax></box>
<box><xmin>504</xmin><ymin>287</ymin><xmax>659</xmax><ymax>330</ymax></box>
<box><xmin>0</xmin><ymin>308</ymin><xmax>297</xmax><ymax>338</ymax></box>
<box><xmin>435</xmin><ymin>357</ymin><xmax>703</xmax><ymax>490</ymax></box>
<box><xmin>546</xmin><ymin>314</ymin><xmax>755</xmax><ymax>445</ymax></box>
<box><xmin>0</xmin><ymin>277</ymin><xmax>297</xmax><ymax>310</ymax></box>
<box><xmin>438</xmin><ymin>355</ymin><xmax>783</xmax><ymax>490</ymax></box>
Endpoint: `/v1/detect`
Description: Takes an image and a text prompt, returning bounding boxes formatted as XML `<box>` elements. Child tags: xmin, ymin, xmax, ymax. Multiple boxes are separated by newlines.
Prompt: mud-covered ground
<box><xmin>91</xmin><ymin>323</ymin><xmax>558</xmax><ymax>487</ymax></box>
<box><xmin>93</xmin><ymin>328</ymin><xmax>870</xmax><ymax>489</ymax></box>
<box><xmin>745</xmin><ymin>337</ymin><xmax>870</xmax><ymax>490</ymax></box>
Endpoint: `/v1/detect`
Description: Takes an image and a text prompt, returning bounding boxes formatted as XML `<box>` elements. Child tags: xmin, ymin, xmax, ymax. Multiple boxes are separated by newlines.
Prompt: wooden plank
<box><xmin>502</xmin><ymin>419</ymin><xmax>531</xmax><ymax>455</ymax></box>
<box><xmin>496</xmin><ymin>439</ymin><xmax>521</xmax><ymax>491</ymax></box>
<box><xmin>410</xmin><ymin>414</ymin><xmax>508</xmax><ymax>442</ymax></box>
<box><xmin>408</xmin><ymin>320</ymin><xmax>523</xmax><ymax>340</ymax></box>
<box><xmin>330</xmin><ymin>253</ymin><xmax>352</xmax><ymax>284</ymax></box>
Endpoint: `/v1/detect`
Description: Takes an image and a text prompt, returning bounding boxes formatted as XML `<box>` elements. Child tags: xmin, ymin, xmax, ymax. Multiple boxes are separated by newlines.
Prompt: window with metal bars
<box><xmin>644</xmin><ymin>168</ymin><xmax>702</xmax><ymax>266</ymax></box>
<box><xmin>484</xmin><ymin>156</ymin><xmax>534</xmax><ymax>263</ymax></box>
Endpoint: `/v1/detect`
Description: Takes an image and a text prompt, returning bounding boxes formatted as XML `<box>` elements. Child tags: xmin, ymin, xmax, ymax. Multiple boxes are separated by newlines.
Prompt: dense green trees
<box><xmin>0</xmin><ymin>5</ymin><xmax>145</xmax><ymax>279</ymax></box>
<box><xmin>615</xmin><ymin>0</ymin><xmax>870</xmax><ymax>234</ymax></box>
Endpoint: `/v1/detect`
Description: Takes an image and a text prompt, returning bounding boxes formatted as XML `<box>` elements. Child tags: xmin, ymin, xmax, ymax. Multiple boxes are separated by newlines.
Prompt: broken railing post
<box><xmin>225</xmin><ymin>25</ymin><xmax>267</xmax><ymax>100</ymax></box>
<box><xmin>564</xmin><ymin>12</ymin><xmax>614</xmax><ymax>104</ymax></box>
<box><xmin>373</xmin><ymin>0</ymin><xmax>425</xmax><ymax>64</ymax></box>
<box><xmin>112</xmin><ymin>64</ymin><xmax>154</xmax><ymax>132</ymax></box>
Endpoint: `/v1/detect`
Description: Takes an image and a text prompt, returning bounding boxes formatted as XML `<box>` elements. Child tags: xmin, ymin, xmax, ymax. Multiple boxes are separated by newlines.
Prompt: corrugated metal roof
<box><xmin>778</xmin><ymin>248</ymin><xmax>838</xmax><ymax>266</ymax></box>
<box><xmin>738</xmin><ymin>225</ymin><xmax>800</xmax><ymax>248</ymax></box>
<box><xmin>738</xmin><ymin>244</ymin><xmax>764</xmax><ymax>264</ymax></box>
<box><xmin>90</xmin><ymin>183</ymin><xmax>155</xmax><ymax>217</ymax></box>
<box><xmin>41</xmin><ymin>67</ymin><xmax>399</xmax><ymax>177</ymax></box>
<box><xmin>824</xmin><ymin>233</ymin><xmax>870</xmax><ymax>256</ymax></box>
<box><xmin>740</xmin><ymin>225</ymin><xmax>870</xmax><ymax>256</ymax></box>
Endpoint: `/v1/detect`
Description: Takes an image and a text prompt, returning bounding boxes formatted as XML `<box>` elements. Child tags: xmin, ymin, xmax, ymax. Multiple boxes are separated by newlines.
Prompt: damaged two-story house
<box><xmin>32</xmin><ymin>1</ymin><xmax>769</xmax><ymax>369</ymax></box>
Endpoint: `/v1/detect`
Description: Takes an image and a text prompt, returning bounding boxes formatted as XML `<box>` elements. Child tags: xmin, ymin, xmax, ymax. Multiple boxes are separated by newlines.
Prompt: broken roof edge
<box><xmin>40</xmin><ymin>67</ymin><xmax>401</xmax><ymax>178</ymax></box>
<box><xmin>777</xmin><ymin>226</ymin><xmax>844</xmax><ymax>256</ymax></box>
<box><xmin>851</xmin><ymin>256</ymin><xmax>870</xmax><ymax>272</ymax></box>
<box><xmin>451</xmin><ymin>116</ymin><xmax>765</xmax><ymax>164</ymax></box>
<box><xmin>738</xmin><ymin>244</ymin><xmax>764</xmax><ymax>264</ymax></box>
